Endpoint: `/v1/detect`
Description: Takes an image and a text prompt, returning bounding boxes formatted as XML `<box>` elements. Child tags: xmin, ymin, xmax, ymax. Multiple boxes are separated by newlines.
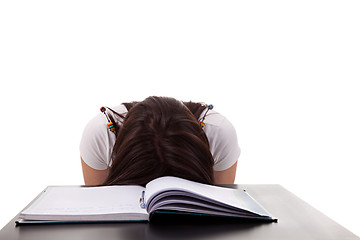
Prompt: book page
<box><xmin>145</xmin><ymin>177</ymin><xmax>270</xmax><ymax>216</ymax></box>
<box><xmin>22</xmin><ymin>185</ymin><xmax>147</xmax><ymax>217</ymax></box>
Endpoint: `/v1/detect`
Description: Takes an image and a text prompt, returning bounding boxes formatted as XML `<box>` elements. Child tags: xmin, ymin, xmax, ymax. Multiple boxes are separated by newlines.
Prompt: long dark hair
<box><xmin>103</xmin><ymin>96</ymin><xmax>214</xmax><ymax>186</ymax></box>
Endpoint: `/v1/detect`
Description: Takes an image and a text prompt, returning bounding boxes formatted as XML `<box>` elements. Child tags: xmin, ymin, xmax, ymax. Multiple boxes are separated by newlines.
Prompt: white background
<box><xmin>0</xmin><ymin>0</ymin><xmax>359</xmax><ymax>237</ymax></box>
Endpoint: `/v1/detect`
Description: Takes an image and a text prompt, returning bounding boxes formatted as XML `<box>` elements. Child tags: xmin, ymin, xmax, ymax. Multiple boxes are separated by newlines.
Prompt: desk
<box><xmin>0</xmin><ymin>185</ymin><xmax>359</xmax><ymax>240</ymax></box>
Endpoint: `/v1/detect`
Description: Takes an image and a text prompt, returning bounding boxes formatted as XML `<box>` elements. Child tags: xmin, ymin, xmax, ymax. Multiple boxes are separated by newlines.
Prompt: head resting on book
<box><xmin>103</xmin><ymin>96</ymin><xmax>214</xmax><ymax>186</ymax></box>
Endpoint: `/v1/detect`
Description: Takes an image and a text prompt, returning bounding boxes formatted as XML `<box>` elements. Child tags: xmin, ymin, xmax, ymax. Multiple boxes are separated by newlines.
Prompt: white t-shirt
<box><xmin>80</xmin><ymin>105</ymin><xmax>240</xmax><ymax>172</ymax></box>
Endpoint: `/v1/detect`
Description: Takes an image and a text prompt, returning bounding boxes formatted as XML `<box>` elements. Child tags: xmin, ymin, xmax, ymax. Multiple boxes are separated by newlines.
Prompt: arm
<box><xmin>213</xmin><ymin>161</ymin><xmax>237</xmax><ymax>184</ymax></box>
<box><xmin>81</xmin><ymin>158</ymin><xmax>109</xmax><ymax>185</ymax></box>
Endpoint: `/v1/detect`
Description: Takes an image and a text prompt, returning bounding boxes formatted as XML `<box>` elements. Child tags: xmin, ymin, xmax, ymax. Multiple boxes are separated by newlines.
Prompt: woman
<box><xmin>80</xmin><ymin>96</ymin><xmax>240</xmax><ymax>186</ymax></box>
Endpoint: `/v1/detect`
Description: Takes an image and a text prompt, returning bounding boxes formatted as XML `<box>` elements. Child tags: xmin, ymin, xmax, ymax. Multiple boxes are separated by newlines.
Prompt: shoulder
<box><xmin>79</xmin><ymin>104</ymin><xmax>127</xmax><ymax>170</ymax></box>
<box><xmin>202</xmin><ymin>110</ymin><xmax>241</xmax><ymax>171</ymax></box>
<box><xmin>81</xmin><ymin>104</ymin><xmax>128</xmax><ymax>140</ymax></box>
<box><xmin>202</xmin><ymin>110</ymin><xmax>237</xmax><ymax>139</ymax></box>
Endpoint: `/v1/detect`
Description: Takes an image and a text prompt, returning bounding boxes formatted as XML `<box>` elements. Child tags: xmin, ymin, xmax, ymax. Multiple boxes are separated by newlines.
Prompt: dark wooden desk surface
<box><xmin>0</xmin><ymin>184</ymin><xmax>359</xmax><ymax>240</ymax></box>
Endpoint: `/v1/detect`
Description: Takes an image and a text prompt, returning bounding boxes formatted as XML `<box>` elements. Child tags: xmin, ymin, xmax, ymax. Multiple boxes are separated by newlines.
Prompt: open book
<box><xmin>17</xmin><ymin>176</ymin><xmax>277</xmax><ymax>224</ymax></box>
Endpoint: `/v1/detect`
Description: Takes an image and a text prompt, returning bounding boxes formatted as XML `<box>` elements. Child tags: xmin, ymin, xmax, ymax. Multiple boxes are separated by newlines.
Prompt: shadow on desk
<box><xmin>16</xmin><ymin>219</ymin><xmax>273</xmax><ymax>240</ymax></box>
<box><xmin>148</xmin><ymin>216</ymin><xmax>274</xmax><ymax>240</ymax></box>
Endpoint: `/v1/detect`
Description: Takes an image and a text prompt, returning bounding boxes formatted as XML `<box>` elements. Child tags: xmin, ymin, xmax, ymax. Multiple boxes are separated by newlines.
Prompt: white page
<box><xmin>22</xmin><ymin>185</ymin><xmax>147</xmax><ymax>216</ymax></box>
<box><xmin>145</xmin><ymin>177</ymin><xmax>270</xmax><ymax>216</ymax></box>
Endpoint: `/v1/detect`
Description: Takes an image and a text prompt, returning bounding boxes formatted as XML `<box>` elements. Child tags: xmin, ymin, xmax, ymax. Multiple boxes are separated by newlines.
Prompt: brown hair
<box><xmin>103</xmin><ymin>96</ymin><xmax>214</xmax><ymax>186</ymax></box>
